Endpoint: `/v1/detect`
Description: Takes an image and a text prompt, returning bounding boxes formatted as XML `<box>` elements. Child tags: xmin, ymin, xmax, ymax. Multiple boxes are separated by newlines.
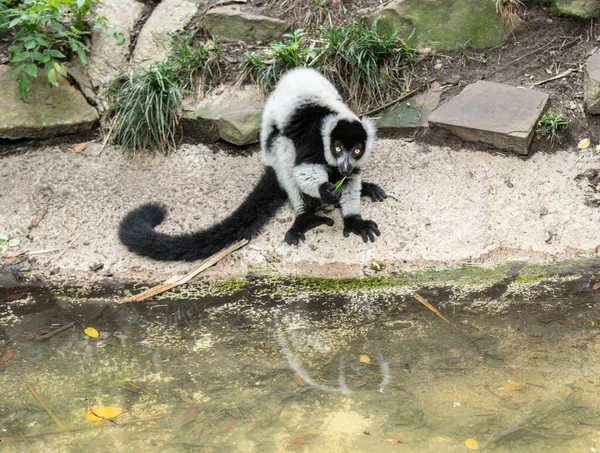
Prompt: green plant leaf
<box><xmin>54</xmin><ymin>62</ymin><xmax>67</xmax><ymax>77</ymax></box>
<box><xmin>18</xmin><ymin>73</ymin><xmax>30</xmax><ymax>99</ymax></box>
<box><xmin>334</xmin><ymin>176</ymin><xmax>347</xmax><ymax>189</ymax></box>
<box><xmin>8</xmin><ymin>63</ymin><xmax>26</xmax><ymax>78</ymax></box>
<box><xmin>24</xmin><ymin>63</ymin><xmax>38</xmax><ymax>77</ymax></box>
<box><xmin>24</xmin><ymin>39</ymin><xmax>36</xmax><ymax>50</ymax></box>
<box><xmin>47</xmin><ymin>68</ymin><xmax>58</xmax><ymax>87</ymax></box>
<box><xmin>12</xmin><ymin>51</ymin><xmax>31</xmax><ymax>62</ymax></box>
<box><xmin>77</xmin><ymin>48</ymin><xmax>87</xmax><ymax>66</ymax></box>
<box><xmin>7</xmin><ymin>239</ymin><xmax>20</xmax><ymax>247</ymax></box>
<box><xmin>0</xmin><ymin>234</ymin><xmax>8</xmax><ymax>242</ymax></box>
<box><xmin>35</xmin><ymin>36</ymin><xmax>50</xmax><ymax>47</ymax></box>
<box><xmin>48</xmin><ymin>49</ymin><xmax>65</xmax><ymax>59</ymax></box>
<box><xmin>32</xmin><ymin>51</ymin><xmax>44</xmax><ymax>61</ymax></box>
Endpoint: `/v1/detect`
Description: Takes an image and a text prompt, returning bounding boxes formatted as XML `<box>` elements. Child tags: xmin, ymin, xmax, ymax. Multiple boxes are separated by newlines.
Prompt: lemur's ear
<box><xmin>361</xmin><ymin>116</ymin><xmax>376</xmax><ymax>160</ymax></box>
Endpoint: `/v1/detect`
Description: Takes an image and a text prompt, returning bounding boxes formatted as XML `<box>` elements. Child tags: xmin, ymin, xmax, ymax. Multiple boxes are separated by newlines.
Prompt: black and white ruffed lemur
<box><xmin>118</xmin><ymin>67</ymin><xmax>387</xmax><ymax>261</ymax></box>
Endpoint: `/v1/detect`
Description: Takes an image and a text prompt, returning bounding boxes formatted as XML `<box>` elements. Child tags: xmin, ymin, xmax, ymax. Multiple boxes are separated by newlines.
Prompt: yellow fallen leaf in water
<box><xmin>465</xmin><ymin>438</ymin><xmax>479</xmax><ymax>450</ymax></box>
<box><xmin>85</xmin><ymin>406</ymin><xmax>123</xmax><ymax>421</ymax></box>
<box><xmin>292</xmin><ymin>373</ymin><xmax>306</xmax><ymax>387</ymax></box>
<box><xmin>84</xmin><ymin>327</ymin><xmax>99</xmax><ymax>338</ymax></box>
<box><xmin>578</xmin><ymin>138</ymin><xmax>591</xmax><ymax>149</ymax></box>
<box><xmin>359</xmin><ymin>353</ymin><xmax>371</xmax><ymax>364</ymax></box>
<box><xmin>503</xmin><ymin>381</ymin><xmax>525</xmax><ymax>391</ymax></box>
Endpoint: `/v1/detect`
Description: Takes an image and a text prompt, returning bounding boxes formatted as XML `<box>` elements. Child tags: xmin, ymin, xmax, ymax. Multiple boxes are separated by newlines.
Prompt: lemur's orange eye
<box><xmin>353</xmin><ymin>148</ymin><xmax>361</xmax><ymax>155</ymax></box>
<box><xmin>335</xmin><ymin>147</ymin><xmax>342</xmax><ymax>153</ymax></box>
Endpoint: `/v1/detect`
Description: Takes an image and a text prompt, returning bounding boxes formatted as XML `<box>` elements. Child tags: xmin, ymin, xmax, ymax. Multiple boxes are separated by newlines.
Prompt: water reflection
<box><xmin>1</xmin><ymin>287</ymin><xmax>600</xmax><ymax>452</ymax></box>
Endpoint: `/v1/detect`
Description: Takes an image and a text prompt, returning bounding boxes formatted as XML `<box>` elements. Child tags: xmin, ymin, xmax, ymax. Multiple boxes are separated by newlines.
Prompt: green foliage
<box><xmin>103</xmin><ymin>63</ymin><xmax>183</xmax><ymax>156</ymax></box>
<box><xmin>169</xmin><ymin>34</ymin><xmax>222</xmax><ymax>95</ymax></box>
<box><xmin>243</xmin><ymin>29</ymin><xmax>316</xmax><ymax>89</ymax></box>
<box><xmin>536</xmin><ymin>109</ymin><xmax>571</xmax><ymax>142</ymax></box>
<box><xmin>243</xmin><ymin>20</ymin><xmax>418</xmax><ymax>112</ymax></box>
<box><xmin>321</xmin><ymin>19</ymin><xmax>418</xmax><ymax>110</ymax></box>
<box><xmin>0</xmin><ymin>233</ymin><xmax>20</xmax><ymax>258</ymax></box>
<box><xmin>3</xmin><ymin>0</ymin><xmax>124</xmax><ymax>99</ymax></box>
<box><xmin>103</xmin><ymin>35</ymin><xmax>223</xmax><ymax>155</ymax></box>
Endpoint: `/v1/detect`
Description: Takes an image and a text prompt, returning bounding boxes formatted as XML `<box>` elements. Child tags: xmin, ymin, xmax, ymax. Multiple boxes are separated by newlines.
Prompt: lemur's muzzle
<box><xmin>338</xmin><ymin>155</ymin><xmax>354</xmax><ymax>176</ymax></box>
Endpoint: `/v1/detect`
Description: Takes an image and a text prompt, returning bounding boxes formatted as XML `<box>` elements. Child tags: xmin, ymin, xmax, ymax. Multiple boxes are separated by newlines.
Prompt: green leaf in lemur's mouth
<box><xmin>334</xmin><ymin>176</ymin><xmax>347</xmax><ymax>189</ymax></box>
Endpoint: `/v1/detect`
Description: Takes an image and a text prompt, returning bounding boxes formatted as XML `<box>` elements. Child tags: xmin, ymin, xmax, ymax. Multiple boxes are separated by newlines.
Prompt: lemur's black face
<box><xmin>330</xmin><ymin>120</ymin><xmax>367</xmax><ymax>176</ymax></box>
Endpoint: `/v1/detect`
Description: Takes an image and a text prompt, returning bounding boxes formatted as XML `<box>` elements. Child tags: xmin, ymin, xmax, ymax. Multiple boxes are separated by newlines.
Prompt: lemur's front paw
<box><xmin>343</xmin><ymin>215</ymin><xmax>381</xmax><ymax>243</ymax></box>
<box><xmin>285</xmin><ymin>214</ymin><xmax>335</xmax><ymax>245</ymax></box>
<box><xmin>361</xmin><ymin>182</ymin><xmax>387</xmax><ymax>202</ymax></box>
<box><xmin>285</xmin><ymin>228</ymin><xmax>306</xmax><ymax>245</ymax></box>
<box><xmin>319</xmin><ymin>182</ymin><xmax>342</xmax><ymax>204</ymax></box>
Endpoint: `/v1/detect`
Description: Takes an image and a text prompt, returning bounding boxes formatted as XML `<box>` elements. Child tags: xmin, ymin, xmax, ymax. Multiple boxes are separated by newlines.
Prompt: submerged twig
<box><xmin>413</xmin><ymin>293</ymin><xmax>464</xmax><ymax>335</ymax></box>
<box><xmin>33</xmin><ymin>321</ymin><xmax>75</xmax><ymax>341</ymax></box>
<box><xmin>24</xmin><ymin>381</ymin><xmax>65</xmax><ymax>430</ymax></box>
<box><xmin>1</xmin><ymin>415</ymin><xmax>163</xmax><ymax>442</ymax></box>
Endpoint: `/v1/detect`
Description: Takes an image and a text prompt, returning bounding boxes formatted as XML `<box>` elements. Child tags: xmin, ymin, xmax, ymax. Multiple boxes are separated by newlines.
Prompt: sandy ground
<box><xmin>2</xmin><ymin>138</ymin><xmax>600</xmax><ymax>284</ymax></box>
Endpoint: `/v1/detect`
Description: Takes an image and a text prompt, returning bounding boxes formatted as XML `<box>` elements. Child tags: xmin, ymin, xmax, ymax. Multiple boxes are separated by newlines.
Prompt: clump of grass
<box><xmin>243</xmin><ymin>20</ymin><xmax>417</xmax><ymax>112</ymax></box>
<box><xmin>169</xmin><ymin>34</ymin><xmax>222</xmax><ymax>98</ymax></box>
<box><xmin>243</xmin><ymin>29</ymin><xmax>317</xmax><ymax>89</ymax></box>
<box><xmin>321</xmin><ymin>19</ymin><xmax>418</xmax><ymax>111</ymax></box>
<box><xmin>102</xmin><ymin>33</ymin><xmax>222</xmax><ymax>155</ymax></box>
<box><xmin>103</xmin><ymin>63</ymin><xmax>182</xmax><ymax>155</ymax></box>
<box><xmin>536</xmin><ymin>109</ymin><xmax>571</xmax><ymax>143</ymax></box>
<box><xmin>495</xmin><ymin>0</ymin><xmax>525</xmax><ymax>21</ymax></box>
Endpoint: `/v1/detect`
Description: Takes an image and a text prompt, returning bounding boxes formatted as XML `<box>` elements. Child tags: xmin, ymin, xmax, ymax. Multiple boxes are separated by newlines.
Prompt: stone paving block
<box><xmin>584</xmin><ymin>51</ymin><xmax>600</xmax><ymax>114</ymax></box>
<box><xmin>0</xmin><ymin>65</ymin><xmax>98</xmax><ymax>140</ymax></box>
<box><xmin>428</xmin><ymin>81</ymin><xmax>549</xmax><ymax>155</ymax></box>
<box><xmin>377</xmin><ymin>81</ymin><xmax>442</xmax><ymax>129</ymax></box>
<box><xmin>182</xmin><ymin>85</ymin><xmax>263</xmax><ymax>146</ymax></box>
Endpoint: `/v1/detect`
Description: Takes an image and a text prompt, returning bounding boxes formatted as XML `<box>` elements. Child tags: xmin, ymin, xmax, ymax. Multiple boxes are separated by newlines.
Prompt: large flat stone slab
<box><xmin>0</xmin><ymin>65</ymin><xmax>98</xmax><ymax>140</ymax></box>
<box><xmin>428</xmin><ymin>81</ymin><xmax>549</xmax><ymax>155</ymax></box>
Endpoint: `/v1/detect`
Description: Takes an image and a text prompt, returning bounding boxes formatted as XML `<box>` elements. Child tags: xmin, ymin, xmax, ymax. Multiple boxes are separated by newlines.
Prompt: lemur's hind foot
<box><xmin>285</xmin><ymin>213</ymin><xmax>335</xmax><ymax>245</ymax></box>
<box><xmin>361</xmin><ymin>182</ymin><xmax>387</xmax><ymax>202</ymax></box>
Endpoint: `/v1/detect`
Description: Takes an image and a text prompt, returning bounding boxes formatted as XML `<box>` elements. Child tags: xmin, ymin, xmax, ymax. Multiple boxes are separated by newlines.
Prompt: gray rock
<box><xmin>204</xmin><ymin>6</ymin><xmax>288</xmax><ymax>42</ymax></box>
<box><xmin>88</xmin><ymin>0</ymin><xmax>145</xmax><ymax>87</ymax></box>
<box><xmin>584</xmin><ymin>52</ymin><xmax>600</xmax><ymax>113</ymax></box>
<box><xmin>551</xmin><ymin>0</ymin><xmax>600</xmax><ymax>19</ymax></box>
<box><xmin>428</xmin><ymin>81</ymin><xmax>549</xmax><ymax>155</ymax></box>
<box><xmin>377</xmin><ymin>82</ymin><xmax>442</xmax><ymax>129</ymax></box>
<box><xmin>370</xmin><ymin>0</ymin><xmax>519</xmax><ymax>50</ymax></box>
<box><xmin>132</xmin><ymin>0</ymin><xmax>199</xmax><ymax>68</ymax></box>
<box><xmin>0</xmin><ymin>65</ymin><xmax>98</xmax><ymax>140</ymax></box>
<box><xmin>182</xmin><ymin>85</ymin><xmax>263</xmax><ymax>146</ymax></box>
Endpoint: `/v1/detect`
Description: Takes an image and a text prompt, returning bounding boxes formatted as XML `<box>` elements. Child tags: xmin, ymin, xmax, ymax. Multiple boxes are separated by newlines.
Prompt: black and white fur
<box><xmin>118</xmin><ymin>67</ymin><xmax>386</xmax><ymax>261</ymax></box>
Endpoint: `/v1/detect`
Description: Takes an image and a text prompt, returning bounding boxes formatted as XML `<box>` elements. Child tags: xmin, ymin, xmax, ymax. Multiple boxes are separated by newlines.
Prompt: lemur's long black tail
<box><xmin>118</xmin><ymin>167</ymin><xmax>287</xmax><ymax>261</ymax></box>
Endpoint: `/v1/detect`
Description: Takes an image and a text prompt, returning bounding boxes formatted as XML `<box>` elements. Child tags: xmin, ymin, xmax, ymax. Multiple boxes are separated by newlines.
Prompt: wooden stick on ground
<box><xmin>413</xmin><ymin>293</ymin><xmax>464</xmax><ymax>335</ymax></box>
<box><xmin>530</xmin><ymin>68</ymin><xmax>576</xmax><ymax>87</ymax></box>
<box><xmin>120</xmin><ymin>239</ymin><xmax>249</xmax><ymax>303</ymax></box>
<box><xmin>24</xmin><ymin>381</ymin><xmax>66</xmax><ymax>430</ymax></box>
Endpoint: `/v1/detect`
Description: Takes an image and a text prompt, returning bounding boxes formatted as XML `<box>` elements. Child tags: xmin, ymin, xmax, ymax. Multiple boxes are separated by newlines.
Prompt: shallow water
<box><xmin>2</xmin><ymin>287</ymin><xmax>600</xmax><ymax>452</ymax></box>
